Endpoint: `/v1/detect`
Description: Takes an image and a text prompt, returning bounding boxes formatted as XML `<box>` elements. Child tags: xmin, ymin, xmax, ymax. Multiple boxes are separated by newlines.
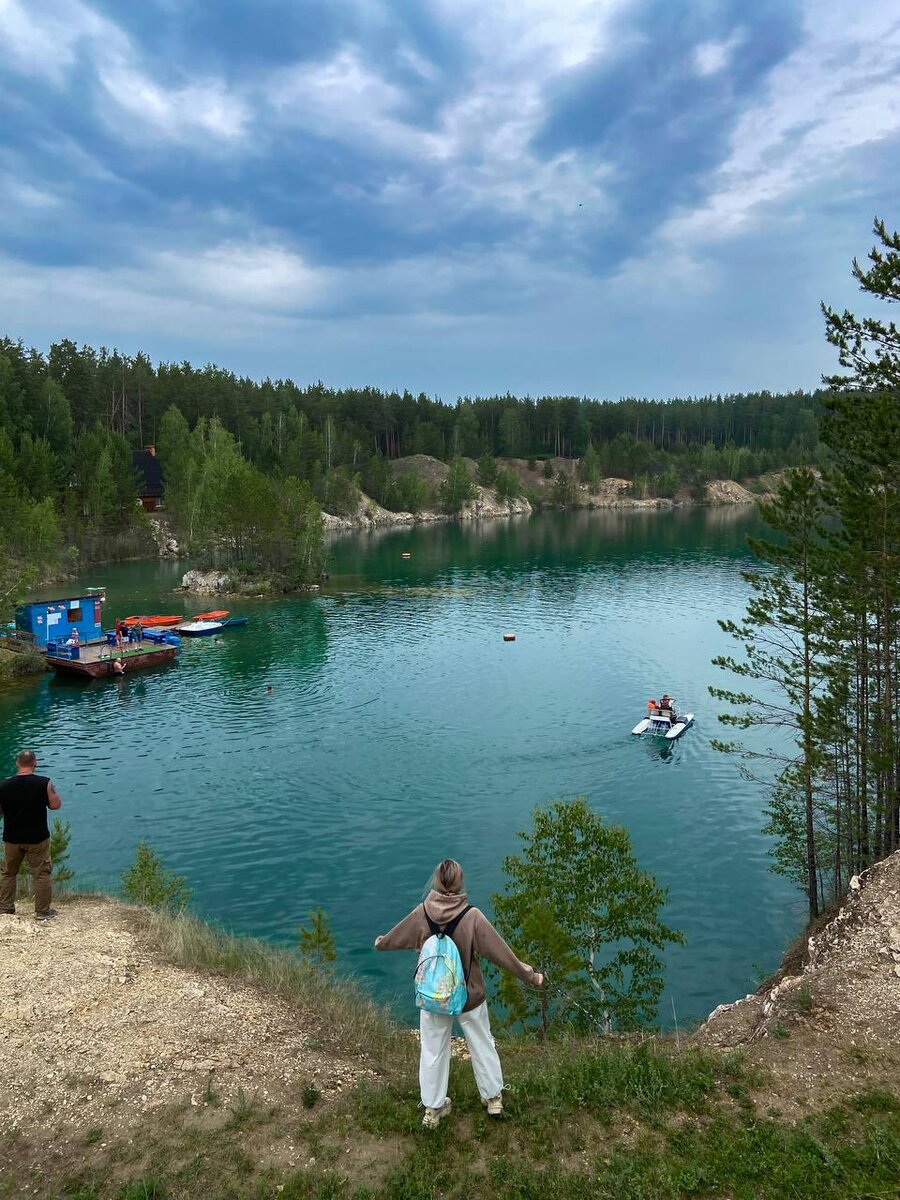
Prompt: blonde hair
<box><xmin>431</xmin><ymin>859</ymin><xmax>464</xmax><ymax>895</ymax></box>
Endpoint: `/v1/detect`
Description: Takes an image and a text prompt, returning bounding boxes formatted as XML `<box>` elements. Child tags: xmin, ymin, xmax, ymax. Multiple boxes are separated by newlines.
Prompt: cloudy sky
<box><xmin>1</xmin><ymin>0</ymin><xmax>898</xmax><ymax>400</ymax></box>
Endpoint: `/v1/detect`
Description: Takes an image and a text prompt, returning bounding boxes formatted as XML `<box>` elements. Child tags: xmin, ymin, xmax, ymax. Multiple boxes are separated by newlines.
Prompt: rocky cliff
<box><xmin>697</xmin><ymin>849</ymin><xmax>900</xmax><ymax>1109</ymax></box>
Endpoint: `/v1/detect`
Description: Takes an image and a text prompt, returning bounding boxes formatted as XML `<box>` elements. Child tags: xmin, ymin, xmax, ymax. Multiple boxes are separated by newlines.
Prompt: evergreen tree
<box><xmin>440</xmin><ymin>457</ymin><xmax>475</xmax><ymax>514</ymax></box>
<box><xmin>711</xmin><ymin>469</ymin><xmax>828</xmax><ymax>918</ymax></box>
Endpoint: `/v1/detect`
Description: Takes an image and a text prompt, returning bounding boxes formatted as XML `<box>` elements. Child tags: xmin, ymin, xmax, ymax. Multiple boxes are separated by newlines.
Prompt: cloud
<box><xmin>0</xmin><ymin>0</ymin><xmax>897</xmax><ymax>399</ymax></box>
<box><xmin>1</xmin><ymin>0</ymin><xmax>249</xmax><ymax>148</ymax></box>
<box><xmin>657</xmin><ymin>5</ymin><xmax>900</xmax><ymax>247</ymax></box>
<box><xmin>0</xmin><ymin>240</ymin><xmax>328</xmax><ymax>350</ymax></box>
<box><xmin>694</xmin><ymin>32</ymin><xmax>743</xmax><ymax>77</ymax></box>
<box><xmin>0</xmin><ymin>0</ymin><xmax>119</xmax><ymax>84</ymax></box>
<box><xmin>267</xmin><ymin>46</ymin><xmax>448</xmax><ymax>160</ymax></box>
<box><xmin>98</xmin><ymin>65</ymin><xmax>249</xmax><ymax>143</ymax></box>
<box><xmin>154</xmin><ymin>242</ymin><xmax>328</xmax><ymax>309</ymax></box>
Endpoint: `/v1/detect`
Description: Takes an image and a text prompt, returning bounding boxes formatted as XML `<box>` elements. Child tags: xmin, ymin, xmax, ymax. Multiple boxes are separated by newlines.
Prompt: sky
<box><xmin>1</xmin><ymin>0</ymin><xmax>899</xmax><ymax>401</ymax></box>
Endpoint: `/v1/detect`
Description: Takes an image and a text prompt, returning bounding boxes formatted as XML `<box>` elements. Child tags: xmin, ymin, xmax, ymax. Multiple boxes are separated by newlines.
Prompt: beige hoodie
<box><xmin>376</xmin><ymin>889</ymin><xmax>536</xmax><ymax>1012</ymax></box>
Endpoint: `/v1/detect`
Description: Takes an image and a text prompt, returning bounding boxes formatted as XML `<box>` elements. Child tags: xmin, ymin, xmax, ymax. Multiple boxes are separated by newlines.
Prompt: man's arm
<box><xmin>47</xmin><ymin>781</ymin><xmax>62</xmax><ymax>811</ymax></box>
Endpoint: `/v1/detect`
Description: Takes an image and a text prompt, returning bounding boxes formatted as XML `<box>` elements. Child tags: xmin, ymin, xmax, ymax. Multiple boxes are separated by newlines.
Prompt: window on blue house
<box><xmin>67</xmin><ymin>608</ymin><xmax>82</xmax><ymax>623</ymax></box>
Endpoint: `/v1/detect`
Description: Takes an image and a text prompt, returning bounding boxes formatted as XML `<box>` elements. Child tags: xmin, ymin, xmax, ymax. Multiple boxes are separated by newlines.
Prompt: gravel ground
<box><xmin>0</xmin><ymin>896</ymin><xmax>372</xmax><ymax>1146</ymax></box>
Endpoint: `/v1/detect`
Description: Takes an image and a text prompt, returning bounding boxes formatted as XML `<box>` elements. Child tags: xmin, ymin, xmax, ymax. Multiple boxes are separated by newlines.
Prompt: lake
<box><xmin>0</xmin><ymin>508</ymin><xmax>802</xmax><ymax>1026</ymax></box>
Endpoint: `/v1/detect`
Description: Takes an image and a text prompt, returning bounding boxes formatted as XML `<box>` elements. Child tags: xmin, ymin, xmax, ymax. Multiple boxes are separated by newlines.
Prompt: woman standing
<box><xmin>375</xmin><ymin>858</ymin><xmax>544</xmax><ymax>1128</ymax></box>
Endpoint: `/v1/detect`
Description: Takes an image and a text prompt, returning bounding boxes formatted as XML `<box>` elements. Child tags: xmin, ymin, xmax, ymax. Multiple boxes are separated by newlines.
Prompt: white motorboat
<box><xmin>631</xmin><ymin>703</ymin><xmax>694</xmax><ymax>740</ymax></box>
<box><xmin>177</xmin><ymin>619</ymin><xmax>224</xmax><ymax>637</ymax></box>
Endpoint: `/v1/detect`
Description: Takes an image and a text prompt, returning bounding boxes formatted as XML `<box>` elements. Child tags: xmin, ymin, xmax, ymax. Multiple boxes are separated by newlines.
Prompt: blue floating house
<box><xmin>16</xmin><ymin>589</ymin><xmax>105</xmax><ymax>650</ymax></box>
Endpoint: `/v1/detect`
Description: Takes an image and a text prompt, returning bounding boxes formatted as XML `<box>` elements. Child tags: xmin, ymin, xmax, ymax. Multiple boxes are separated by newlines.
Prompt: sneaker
<box><xmin>485</xmin><ymin>1095</ymin><xmax>503</xmax><ymax>1117</ymax></box>
<box><xmin>422</xmin><ymin>1098</ymin><xmax>452</xmax><ymax>1129</ymax></box>
<box><xmin>34</xmin><ymin>909</ymin><xmax>58</xmax><ymax>922</ymax></box>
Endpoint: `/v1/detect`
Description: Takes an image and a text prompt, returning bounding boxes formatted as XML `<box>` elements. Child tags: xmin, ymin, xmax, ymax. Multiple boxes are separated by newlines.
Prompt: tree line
<box><xmin>713</xmin><ymin>219</ymin><xmax>900</xmax><ymax>920</ymax></box>
<box><xmin>0</xmin><ymin>328</ymin><xmax>826</xmax><ymax>609</ymax></box>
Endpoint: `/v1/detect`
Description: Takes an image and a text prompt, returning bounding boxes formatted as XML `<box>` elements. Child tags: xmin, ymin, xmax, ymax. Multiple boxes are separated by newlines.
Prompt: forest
<box><xmin>0</xmin><ymin>331</ymin><xmax>825</xmax><ymax>612</ymax></box>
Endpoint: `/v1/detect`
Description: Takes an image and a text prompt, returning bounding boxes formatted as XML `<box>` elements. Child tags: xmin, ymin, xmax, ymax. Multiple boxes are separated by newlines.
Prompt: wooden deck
<box><xmin>46</xmin><ymin>639</ymin><xmax>178</xmax><ymax>678</ymax></box>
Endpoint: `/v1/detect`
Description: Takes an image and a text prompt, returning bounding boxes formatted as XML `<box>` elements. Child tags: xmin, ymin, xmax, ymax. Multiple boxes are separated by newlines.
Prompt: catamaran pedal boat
<box><xmin>632</xmin><ymin>705</ymin><xmax>694</xmax><ymax>741</ymax></box>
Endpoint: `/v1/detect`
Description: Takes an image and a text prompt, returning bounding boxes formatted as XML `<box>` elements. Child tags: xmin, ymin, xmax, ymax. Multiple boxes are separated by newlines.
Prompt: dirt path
<box><xmin>0</xmin><ymin>897</ymin><xmax>371</xmax><ymax>1149</ymax></box>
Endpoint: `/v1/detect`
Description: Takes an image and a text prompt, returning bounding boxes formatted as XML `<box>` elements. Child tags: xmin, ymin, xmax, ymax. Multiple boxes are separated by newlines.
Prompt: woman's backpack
<box><xmin>414</xmin><ymin>905</ymin><xmax>472</xmax><ymax>1015</ymax></box>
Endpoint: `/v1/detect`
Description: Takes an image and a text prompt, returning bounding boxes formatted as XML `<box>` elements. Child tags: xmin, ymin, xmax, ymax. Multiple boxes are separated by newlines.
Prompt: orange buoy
<box><xmin>503</xmin><ymin>632</ymin><xmax>516</xmax><ymax>642</ymax></box>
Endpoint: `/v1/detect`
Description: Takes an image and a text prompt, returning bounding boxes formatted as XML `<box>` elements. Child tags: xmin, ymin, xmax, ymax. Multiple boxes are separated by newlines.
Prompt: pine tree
<box><xmin>711</xmin><ymin>468</ymin><xmax>828</xmax><ymax>918</ymax></box>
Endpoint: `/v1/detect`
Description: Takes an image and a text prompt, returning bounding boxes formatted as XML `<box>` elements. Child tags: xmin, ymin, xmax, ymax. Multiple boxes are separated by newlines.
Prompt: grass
<box><xmin>134</xmin><ymin>905</ymin><xmax>408</xmax><ymax>1064</ymax></box>
<box><xmin>31</xmin><ymin>894</ymin><xmax>899</xmax><ymax>1199</ymax></box>
<box><xmin>44</xmin><ymin>1055</ymin><xmax>900</xmax><ymax>1200</ymax></box>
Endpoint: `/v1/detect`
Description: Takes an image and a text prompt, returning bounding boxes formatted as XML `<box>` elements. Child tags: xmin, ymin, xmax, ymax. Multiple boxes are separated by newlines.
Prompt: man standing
<box><xmin>0</xmin><ymin>750</ymin><xmax>62</xmax><ymax>921</ymax></box>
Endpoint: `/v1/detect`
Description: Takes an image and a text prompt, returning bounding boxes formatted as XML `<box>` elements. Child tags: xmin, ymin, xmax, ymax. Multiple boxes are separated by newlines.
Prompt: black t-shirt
<box><xmin>0</xmin><ymin>773</ymin><xmax>52</xmax><ymax>843</ymax></box>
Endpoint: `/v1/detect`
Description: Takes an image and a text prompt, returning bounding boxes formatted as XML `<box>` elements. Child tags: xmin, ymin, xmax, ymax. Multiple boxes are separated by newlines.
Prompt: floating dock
<box><xmin>46</xmin><ymin>640</ymin><xmax>178</xmax><ymax>678</ymax></box>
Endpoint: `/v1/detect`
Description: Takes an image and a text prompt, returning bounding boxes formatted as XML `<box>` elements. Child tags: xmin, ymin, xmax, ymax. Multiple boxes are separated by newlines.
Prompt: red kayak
<box><xmin>120</xmin><ymin>615</ymin><xmax>183</xmax><ymax>627</ymax></box>
<box><xmin>196</xmin><ymin>610</ymin><xmax>229</xmax><ymax>621</ymax></box>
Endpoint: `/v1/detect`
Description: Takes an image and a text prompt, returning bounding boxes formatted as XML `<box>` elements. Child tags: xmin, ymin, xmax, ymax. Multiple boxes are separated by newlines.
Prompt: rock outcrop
<box><xmin>703</xmin><ymin>479</ymin><xmax>756</xmax><ymax>505</ymax></box>
<box><xmin>147</xmin><ymin>515</ymin><xmax>180</xmax><ymax>557</ymax></box>
<box><xmin>696</xmin><ymin>850</ymin><xmax>900</xmax><ymax>1105</ymax></box>
<box><xmin>699</xmin><ymin>852</ymin><xmax>900</xmax><ymax>1047</ymax></box>
<box><xmin>322</xmin><ymin>485</ymin><xmax>531</xmax><ymax>532</ymax></box>
<box><xmin>178</xmin><ymin>568</ymin><xmax>234</xmax><ymax>595</ymax></box>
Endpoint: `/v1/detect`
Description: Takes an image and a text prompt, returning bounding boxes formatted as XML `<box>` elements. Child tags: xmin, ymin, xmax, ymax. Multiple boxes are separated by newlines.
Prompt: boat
<box><xmin>631</xmin><ymin>701</ymin><xmax>694</xmax><ymax>740</ymax></box>
<box><xmin>220</xmin><ymin>616</ymin><xmax>248</xmax><ymax>629</ymax></box>
<box><xmin>120</xmin><ymin>615</ymin><xmax>183</xmax><ymax>628</ymax></box>
<box><xmin>196</xmin><ymin>610</ymin><xmax>229</xmax><ymax>621</ymax></box>
<box><xmin>177</xmin><ymin>620</ymin><xmax>224</xmax><ymax>637</ymax></box>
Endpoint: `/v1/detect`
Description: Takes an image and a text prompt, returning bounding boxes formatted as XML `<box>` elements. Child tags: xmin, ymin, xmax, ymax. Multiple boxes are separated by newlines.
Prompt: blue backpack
<box><xmin>414</xmin><ymin>905</ymin><xmax>472</xmax><ymax>1015</ymax></box>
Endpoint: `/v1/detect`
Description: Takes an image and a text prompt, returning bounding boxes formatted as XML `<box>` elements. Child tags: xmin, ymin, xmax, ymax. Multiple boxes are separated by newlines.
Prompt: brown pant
<box><xmin>0</xmin><ymin>839</ymin><xmax>52</xmax><ymax>916</ymax></box>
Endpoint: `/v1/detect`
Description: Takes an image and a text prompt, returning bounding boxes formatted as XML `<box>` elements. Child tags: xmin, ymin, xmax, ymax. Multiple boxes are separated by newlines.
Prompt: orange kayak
<box><xmin>196</xmin><ymin>610</ymin><xmax>229</xmax><ymax>621</ymax></box>
<box><xmin>120</xmin><ymin>615</ymin><xmax>183</xmax><ymax>627</ymax></box>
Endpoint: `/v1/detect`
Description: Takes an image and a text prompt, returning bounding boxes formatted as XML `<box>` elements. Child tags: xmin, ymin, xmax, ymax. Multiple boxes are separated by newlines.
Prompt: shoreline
<box><xmin>320</xmin><ymin>476</ymin><xmax>762</xmax><ymax>537</ymax></box>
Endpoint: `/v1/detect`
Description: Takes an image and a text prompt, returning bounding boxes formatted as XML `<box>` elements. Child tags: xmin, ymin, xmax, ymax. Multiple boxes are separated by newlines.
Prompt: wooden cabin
<box><xmin>133</xmin><ymin>444</ymin><xmax>164</xmax><ymax>511</ymax></box>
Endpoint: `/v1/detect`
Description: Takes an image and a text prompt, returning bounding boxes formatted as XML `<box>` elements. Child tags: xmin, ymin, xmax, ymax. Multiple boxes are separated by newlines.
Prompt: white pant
<box><xmin>418</xmin><ymin>1000</ymin><xmax>503</xmax><ymax>1109</ymax></box>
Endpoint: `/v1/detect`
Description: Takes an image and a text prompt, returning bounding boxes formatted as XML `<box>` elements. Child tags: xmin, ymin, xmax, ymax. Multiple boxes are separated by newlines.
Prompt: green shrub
<box><xmin>17</xmin><ymin>817</ymin><xmax>72</xmax><ymax>895</ymax></box>
<box><xmin>298</xmin><ymin>907</ymin><xmax>337</xmax><ymax>969</ymax></box>
<box><xmin>121</xmin><ymin>842</ymin><xmax>191</xmax><ymax>912</ymax></box>
<box><xmin>393</xmin><ymin>471</ymin><xmax>429</xmax><ymax>513</ymax></box>
<box><xmin>440</xmin><ymin>457</ymin><xmax>476</xmax><ymax>514</ymax></box>
<box><xmin>477</xmin><ymin>454</ymin><xmax>498</xmax><ymax>486</ymax></box>
<box><xmin>495</xmin><ymin>467</ymin><xmax>521</xmax><ymax>502</ymax></box>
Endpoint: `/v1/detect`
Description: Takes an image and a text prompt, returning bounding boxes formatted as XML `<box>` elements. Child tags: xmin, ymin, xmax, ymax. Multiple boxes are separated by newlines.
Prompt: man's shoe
<box><xmin>422</xmin><ymin>1098</ymin><xmax>452</xmax><ymax>1129</ymax></box>
<box><xmin>34</xmin><ymin>909</ymin><xmax>58</xmax><ymax>922</ymax></box>
<box><xmin>485</xmin><ymin>1095</ymin><xmax>503</xmax><ymax>1117</ymax></box>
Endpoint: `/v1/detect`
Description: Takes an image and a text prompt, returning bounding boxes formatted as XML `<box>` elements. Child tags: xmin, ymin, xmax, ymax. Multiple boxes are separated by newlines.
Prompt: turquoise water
<box><xmin>0</xmin><ymin>509</ymin><xmax>801</xmax><ymax>1025</ymax></box>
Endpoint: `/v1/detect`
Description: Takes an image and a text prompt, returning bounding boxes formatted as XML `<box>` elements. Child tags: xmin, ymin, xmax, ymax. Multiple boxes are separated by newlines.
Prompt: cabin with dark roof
<box><xmin>133</xmin><ymin>444</ymin><xmax>164</xmax><ymax>511</ymax></box>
